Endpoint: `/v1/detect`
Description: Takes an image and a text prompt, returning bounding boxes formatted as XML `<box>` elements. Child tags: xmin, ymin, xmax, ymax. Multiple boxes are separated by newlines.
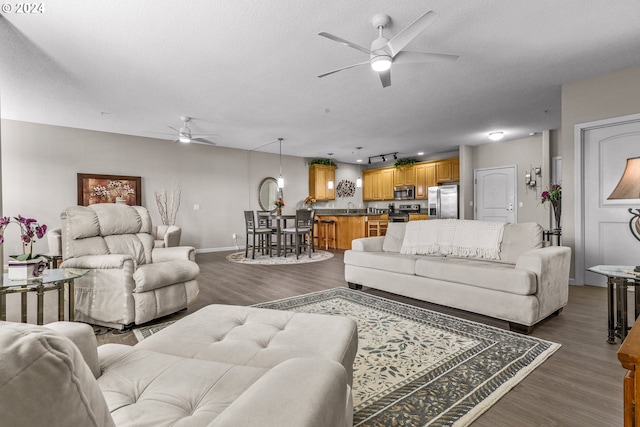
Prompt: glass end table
<box><xmin>1</xmin><ymin>268</ymin><xmax>88</xmax><ymax>325</ymax></box>
<box><xmin>588</xmin><ymin>265</ymin><xmax>640</xmax><ymax>344</ymax></box>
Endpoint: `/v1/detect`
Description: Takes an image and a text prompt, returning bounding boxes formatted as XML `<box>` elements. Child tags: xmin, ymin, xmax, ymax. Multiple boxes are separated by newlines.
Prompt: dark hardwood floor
<box><xmin>98</xmin><ymin>250</ymin><xmax>623</xmax><ymax>426</ymax></box>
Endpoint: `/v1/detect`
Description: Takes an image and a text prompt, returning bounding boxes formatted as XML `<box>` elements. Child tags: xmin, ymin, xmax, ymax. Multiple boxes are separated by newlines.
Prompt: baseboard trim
<box><xmin>196</xmin><ymin>246</ymin><xmax>243</xmax><ymax>253</ymax></box>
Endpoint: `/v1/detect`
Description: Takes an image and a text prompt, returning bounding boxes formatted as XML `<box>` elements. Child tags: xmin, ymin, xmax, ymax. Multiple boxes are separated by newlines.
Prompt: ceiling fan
<box><xmin>168</xmin><ymin>116</ymin><xmax>217</xmax><ymax>146</ymax></box>
<box><xmin>318</xmin><ymin>11</ymin><xmax>459</xmax><ymax>88</ymax></box>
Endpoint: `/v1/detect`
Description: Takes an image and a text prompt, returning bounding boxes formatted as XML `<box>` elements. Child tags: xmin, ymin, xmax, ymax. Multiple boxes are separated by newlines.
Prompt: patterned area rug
<box><xmin>133</xmin><ymin>288</ymin><xmax>559</xmax><ymax>426</ymax></box>
<box><xmin>225</xmin><ymin>249</ymin><xmax>333</xmax><ymax>265</ymax></box>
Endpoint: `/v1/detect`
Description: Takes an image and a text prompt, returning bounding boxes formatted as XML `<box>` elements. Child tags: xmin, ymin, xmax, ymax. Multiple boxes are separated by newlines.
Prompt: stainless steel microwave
<box><xmin>393</xmin><ymin>186</ymin><xmax>415</xmax><ymax>200</ymax></box>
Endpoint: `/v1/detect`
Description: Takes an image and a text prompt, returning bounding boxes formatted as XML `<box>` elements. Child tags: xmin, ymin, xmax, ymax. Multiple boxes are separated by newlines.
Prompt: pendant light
<box><xmin>277</xmin><ymin>138</ymin><xmax>284</xmax><ymax>189</ymax></box>
<box><xmin>356</xmin><ymin>147</ymin><xmax>363</xmax><ymax>188</ymax></box>
<box><xmin>327</xmin><ymin>152</ymin><xmax>334</xmax><ymax>190</ymax></box>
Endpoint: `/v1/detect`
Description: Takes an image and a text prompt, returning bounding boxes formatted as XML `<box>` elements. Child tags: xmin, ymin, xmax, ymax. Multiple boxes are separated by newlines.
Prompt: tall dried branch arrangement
<box><xmin>155</xmin><ymin>182</ymin><xmax>181</xmax><ymax>225</ymax></box>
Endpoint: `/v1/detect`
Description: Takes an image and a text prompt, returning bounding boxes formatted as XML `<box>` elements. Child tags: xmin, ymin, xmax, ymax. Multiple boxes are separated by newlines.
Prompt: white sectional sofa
<box><xmin>344</xmin><ymin>220</ymin><xmax>571</xmax><ymax>333</ymax></box>
<box><xmin>0</xmin><ymin>304</ymin><xmax>358</xmax><ymax>427</ymax></box>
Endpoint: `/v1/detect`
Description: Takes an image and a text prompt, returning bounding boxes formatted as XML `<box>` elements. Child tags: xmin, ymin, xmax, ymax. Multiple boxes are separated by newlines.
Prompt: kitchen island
<box><xmin>315</xmin><ymin>213</ymin><xmax>387</xmax><ymax>250</ymax></box>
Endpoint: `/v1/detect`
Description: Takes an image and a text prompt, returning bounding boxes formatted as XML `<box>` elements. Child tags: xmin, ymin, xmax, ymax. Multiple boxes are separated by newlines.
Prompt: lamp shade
<box><xmin>608</xmin><ymin>157</ymin><xmax>640</xmax><ymax>199</ymax></box>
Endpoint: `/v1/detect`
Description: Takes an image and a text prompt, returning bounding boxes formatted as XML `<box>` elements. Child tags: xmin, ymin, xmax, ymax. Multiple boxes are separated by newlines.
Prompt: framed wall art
<box><xmin>77</xmin><ymin>173</ymin><xmax>142</xmax><ymax>206</ymax></box>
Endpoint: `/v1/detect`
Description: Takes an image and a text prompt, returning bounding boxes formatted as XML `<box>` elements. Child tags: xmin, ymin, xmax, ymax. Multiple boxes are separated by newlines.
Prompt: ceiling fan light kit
<box><xmin>168</xmin><ymin>116</ymin><xmax>217</xmax><ymax>146</ymax></box>
<box><xmin>318</xmin><ymin>10</ymin><xmax>458</xmax><ymax>88</ymax></box>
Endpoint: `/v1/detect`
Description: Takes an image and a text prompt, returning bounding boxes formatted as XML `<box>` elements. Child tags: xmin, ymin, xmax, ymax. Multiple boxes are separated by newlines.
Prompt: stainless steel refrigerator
<box><xmin>428</xmin><ymin>185</ymin><xmax>459</xmax><ymax>219</ymax></box>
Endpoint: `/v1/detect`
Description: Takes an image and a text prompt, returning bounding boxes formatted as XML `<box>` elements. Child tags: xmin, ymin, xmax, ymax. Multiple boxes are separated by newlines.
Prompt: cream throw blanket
<box><xmin>400</xmin><ymin>220</ymin><xmax>441</xmax><ymax>255</ymax></box>
<box><xmin>400</xmin><ymin>219</ymin><xmax>505</xmax><ymax>260</ymax></box>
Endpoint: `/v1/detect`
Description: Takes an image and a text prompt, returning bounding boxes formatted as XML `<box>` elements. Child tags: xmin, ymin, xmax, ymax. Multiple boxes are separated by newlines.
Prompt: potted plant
<box><xmin>309</xmin><ymin>159</ymin><xmax>337</xmax><ymax>168</ymax></box>
<box><xmin>0</xmin><ymin>215</ymin><xmax>48</xmax><ymax>279</ymax></box>
<box><xmin>393</xmin><ymin>158</ymin><xmax>417</xmax><ymax>168</ymax></box>
<box><xmin>541</xmin><ymin>184</ymin><xmax>562</xmax><ymax>230</ymax></box>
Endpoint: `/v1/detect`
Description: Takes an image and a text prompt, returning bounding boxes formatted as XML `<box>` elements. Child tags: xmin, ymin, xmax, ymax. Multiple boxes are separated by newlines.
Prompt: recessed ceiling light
<box><xmin>417</xmin><ymin>152</ymin><xmax>424</xmax><ymax>156</ymax></box>
<box><xmin>357</xmin><ymin>159</ymin><xmax>363</xmax><ymax>163</ymax></box>
<box><xmin>488</xmin><ymin>131</ymin><xmax>504</xmax><ymax>141</ymax></box>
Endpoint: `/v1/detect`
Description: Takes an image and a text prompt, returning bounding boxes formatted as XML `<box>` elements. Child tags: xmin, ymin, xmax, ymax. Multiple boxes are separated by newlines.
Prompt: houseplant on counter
<box><xmin>274</xmin><ymin>198</ymin><xmax>285</xmax><ymax>216</ymax></box>
<box><xmin>304</xmin><ymin>196</ymin><xmax>316</xmax><ymax>210</ymax></box>
<box><xmin>0</xmin><ymin>215</ymin><xmax>48</xmax><ymax>279</ymax></box>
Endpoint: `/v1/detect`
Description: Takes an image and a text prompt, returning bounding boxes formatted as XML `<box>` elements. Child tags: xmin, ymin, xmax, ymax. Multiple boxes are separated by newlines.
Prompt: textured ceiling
<box><xmin>1</xmin><ymin>1</ymin><xmax>640</xmax><ymax>163</ymax></box>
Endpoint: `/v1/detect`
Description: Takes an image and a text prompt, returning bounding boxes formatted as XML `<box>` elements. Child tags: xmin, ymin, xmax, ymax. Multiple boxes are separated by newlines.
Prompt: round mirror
<box><xmin>258</xmin><ymin>177</ymin><xmax>281</xmax><ymax>212</ymax></box>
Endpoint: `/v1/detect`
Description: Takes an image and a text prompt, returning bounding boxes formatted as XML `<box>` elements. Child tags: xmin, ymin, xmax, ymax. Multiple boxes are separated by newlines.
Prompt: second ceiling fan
<box><xmin>318</xmin><ymin>10</ymin><xmax>459</xmax><ymax>88</ymax></box>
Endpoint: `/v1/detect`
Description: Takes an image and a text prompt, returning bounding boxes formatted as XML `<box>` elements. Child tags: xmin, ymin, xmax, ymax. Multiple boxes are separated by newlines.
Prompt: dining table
<box><xmin>269</xmin><ymin>214</ymin><xmax>295</xmax><ymax>257</ymax></box>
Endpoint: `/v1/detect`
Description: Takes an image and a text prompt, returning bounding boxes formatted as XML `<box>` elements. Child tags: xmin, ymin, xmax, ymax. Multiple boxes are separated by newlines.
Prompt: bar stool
<box><xmin>320</xmin><ymin>218</ymin><xmax>337</xmax><ymax>250</ymax></box>
<box><xmin>368</xmin><ymin>219</ymin><xmax>388</xmax><ymax>237</ymax></box>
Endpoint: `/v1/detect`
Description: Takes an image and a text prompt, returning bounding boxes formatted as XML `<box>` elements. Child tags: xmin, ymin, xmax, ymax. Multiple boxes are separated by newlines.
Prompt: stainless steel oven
<box><xmin>389</xmin><ymin>204</ymin><xmax>421</xmax><ymax>222</ymax></box>
<box><xmin>393</xmin><ymin>186</ymin><xmax>415</xmax><ymax>200</ymax></box>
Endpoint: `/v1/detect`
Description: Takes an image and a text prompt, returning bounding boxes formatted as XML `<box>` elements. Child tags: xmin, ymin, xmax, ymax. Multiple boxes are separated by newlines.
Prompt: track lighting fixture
<box><xmin>368</xmin><ymin>152</ymin><xmax>399</xmax><ymax>164</ymax></box>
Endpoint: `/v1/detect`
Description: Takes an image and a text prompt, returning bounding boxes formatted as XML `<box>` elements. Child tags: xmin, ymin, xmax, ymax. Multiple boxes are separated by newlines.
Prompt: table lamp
<box><xmin>607</xmin><ymin>156</ymin><xmax>640</xmax><ymax>271</ymax></box>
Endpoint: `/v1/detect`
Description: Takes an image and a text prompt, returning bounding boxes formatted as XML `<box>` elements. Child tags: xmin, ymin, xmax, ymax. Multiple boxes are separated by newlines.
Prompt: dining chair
<box><xmin>282</xmin><ymin>209</ymin><xmax>313</xmax><ymax>259</ymax></box>
<box><xmin>244</xmin><ymin>211</ymin><xmax>272</xmax><ymax>259</ymax></box>
<box><xmin>257</xmin><ymin>210</ymin><xmax>279</xmax><ymax>252</ymax></box>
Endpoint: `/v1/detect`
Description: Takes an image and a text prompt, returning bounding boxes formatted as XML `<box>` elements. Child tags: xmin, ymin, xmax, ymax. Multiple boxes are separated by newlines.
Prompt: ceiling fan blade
<box><xmin>378</xmin><ymin>69</ymin><xmax>391</xmax><ymax>88</ymax></box>
<box><xmin>387</xmin><ymin>10</ymin><xmax>436</xmax><ymax>58</ymax></box>
<box><xmin>318</xmin><ymin>61</ymin><xmax>369</xmax><ymax>78</ymax></box>
<box><xmin>167</xmin><ymin>125</ymin><xmax>180</xmax><ymax>132</ymax></box>
<box><xmin>191</xmin><ymin>138</ymin><xmax>217</xmax><ymax>146</ymax></box>
<box><xmin>393</xmin><ymin>51</ymin><xmax>459</xmax><ymax>64</ymax></box>
<box><xmin>319</xmin><ymin>32</ymin><xmax>372</xmax><ymax>55</ymax></box>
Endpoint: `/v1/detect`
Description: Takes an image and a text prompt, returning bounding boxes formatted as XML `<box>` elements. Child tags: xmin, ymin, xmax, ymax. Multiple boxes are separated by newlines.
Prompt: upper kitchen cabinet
<box><xmin>393</xmin><ymin>165</ymin><xmax>416</xmax><ymax>187</ymax></box>
<box><xmin>363</xmin><ymin>168</ymin><xmax>394</xmax><ymax>201</ymax></box>
<box><xmin>435</xmin><ymin>158</ymin><xmax>460</xmax><ymax>184</ymax></box>
<box><xmin>309</xmin><ymin>164</ymin><xmax>335</xmax><ymax>200</ymax></box>
<box><xmin>414</xmin><ymin>163</ymin><xmax>435</xmax><ymax>199</ymax></box>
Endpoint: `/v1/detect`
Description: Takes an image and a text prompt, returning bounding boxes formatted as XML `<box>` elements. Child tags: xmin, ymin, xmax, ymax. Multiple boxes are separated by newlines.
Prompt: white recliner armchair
<box><xmin>59</xmin><ymin>204</ymin><xmax>199</xmax><ymax>330</ymax></box>
<box><xmin>152</xmin><ymin>224</ymin><xmax>182</xmax><ymax>248</ymax></box>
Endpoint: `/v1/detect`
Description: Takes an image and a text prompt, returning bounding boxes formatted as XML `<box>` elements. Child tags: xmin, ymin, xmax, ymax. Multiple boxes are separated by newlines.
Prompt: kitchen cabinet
<box><xmin>315</xmin><ymin>214</ymin><xmax>386</xmax><ymax>250</ymax></box>
<box><xmin>452</xmin><ymin>159</ymin><xmax>460</xmax><ymax>181</ymax></box>
<box><xmin>365</xmin><ymin>168</ymin><xmax>394</xmax><ymax>201</ymax></box>
<box><xmin>409</xmin><ymin>214</ymin><xmax>429</xmax><ymax>221</ymax></box>
<box><xmin>381</xmin><ymin>169</ymin><xmax>394</xmax><ymax>200</ymax></box>
<box><xmin>435</xmin><ymin>158</ymin><xmax>460</xmax><ymax>184</ymax></box>
<box><xmin>363</xmin><ymin>170</ymin><xmax>374</xmax><ymax>201</ymax></box>
<box><xmin>393</xmin><ymin>165</ymin><xmax>416</xmax><ymax>187</ymax></box>
<box><xmin>415</xmin><ymin>163</ymin><xmax>436</xmax><ymax>199</ymax></box>
<box><xmin>309</xmin><ymin>164</ymin><xmax>335</xmax><ymax>200</ymax></box>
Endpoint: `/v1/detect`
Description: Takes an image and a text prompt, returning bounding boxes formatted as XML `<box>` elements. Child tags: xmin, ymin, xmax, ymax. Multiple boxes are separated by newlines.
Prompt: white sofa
<box><xmin>344</xmin><ymin>220</ymin><xmax>571</xmax><ymax>333</ymax></box>
<box><xmin>0</xmin><ymin>304</ymin><xmax>358</xmax><ymax>427</ymax></box>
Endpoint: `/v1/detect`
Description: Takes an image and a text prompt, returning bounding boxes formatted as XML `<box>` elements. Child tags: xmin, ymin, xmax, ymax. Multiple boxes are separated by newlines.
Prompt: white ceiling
<box><xmin>2</xmin><ymin>1</ymin><xmax>640</xmax><ymax>164</ymax></box>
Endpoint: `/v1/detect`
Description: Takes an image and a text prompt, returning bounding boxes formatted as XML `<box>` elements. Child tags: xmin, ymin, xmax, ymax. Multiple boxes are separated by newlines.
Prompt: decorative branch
<box><xmin>155</xmin><ymin>182</ymin><xmax>181</xmax><ymax>225</ymax></box>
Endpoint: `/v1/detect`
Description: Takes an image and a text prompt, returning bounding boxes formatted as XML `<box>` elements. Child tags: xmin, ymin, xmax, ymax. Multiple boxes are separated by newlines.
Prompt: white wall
<box><xmin>0</xmin><ymin>119</ymin><xmax>313</xmax><ymax>258</ymax></box>
<box><xmin>561</xmin><ymin>64</ymin><xmax>640</xmax><ymax>281</ymax></box>
<box><xmin>472</xmin><ymin>134</ymin><xmax>552</xmax><ymax>226</ymax></box>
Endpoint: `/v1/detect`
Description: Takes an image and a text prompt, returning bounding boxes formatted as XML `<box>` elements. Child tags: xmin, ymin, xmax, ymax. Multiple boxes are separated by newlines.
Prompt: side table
<box><xmin>543</xmin><ymin>229</ymin><xmax>562</xmax><ymax>246</ymax></box>
<box><xmin>588</xmin><ymin>265</ymin><xmax>639</xmax><ymax>344</ymax></box>
<box><xmin>0</xmin><ymin>268</ymin><xmax>88</xmax><ymax>325</ymax></box>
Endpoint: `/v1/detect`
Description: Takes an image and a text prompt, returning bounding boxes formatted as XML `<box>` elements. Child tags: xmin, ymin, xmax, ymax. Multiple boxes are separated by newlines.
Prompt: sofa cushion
<box><xmin>134</xmin><ymin>305</ymin><xmax>359</xmax><ymax>384</ymax></box>
<box><xmin>0</xmin><ymin>322</ymin><xmax>115</xmax><ymax>427</ymax></box>
<box><xmin>345</xmin><ymin>248</ymin><xmax>420</xmax><ymax>275</ymax></box>
<box><xmin>498</xmin><ymin>222</ymin><xmax>543</xmax><ymax>264</ymax></box>
<box><xmin>382</xmin><ymin>222</ymin><xmax>407</xmax><ymax>253</ymax></box>
<box><xmin>133</xmin><ymin>260</ymin><xmax>200</xmax><ymax>292</ymax></box>
<box><xmin>414</xmin><ymin>256</ymin><xmax>537</xmax><ymax>295</ymax></box>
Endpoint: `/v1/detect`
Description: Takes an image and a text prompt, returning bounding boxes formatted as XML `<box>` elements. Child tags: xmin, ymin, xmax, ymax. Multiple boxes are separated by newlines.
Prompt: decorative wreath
<box><xmin>336</xmin><ymin>180</ymin><xmax>356</xmax><ymax>198</ymax></box>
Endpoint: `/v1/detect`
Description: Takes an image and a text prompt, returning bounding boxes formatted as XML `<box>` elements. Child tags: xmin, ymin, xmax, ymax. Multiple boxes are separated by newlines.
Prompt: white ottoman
<box><xmin>135</xmin><ymin>304</ymin><xmax>359</xmax><ymax>384</ymax></box>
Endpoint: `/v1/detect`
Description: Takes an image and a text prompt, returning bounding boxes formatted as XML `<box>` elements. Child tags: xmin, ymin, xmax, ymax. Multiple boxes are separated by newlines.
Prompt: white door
<box><xmin>582</xmin><ymin>123</ymin><xmax>640</xmax><ymax>286</ymax></box>
<box><xmin>474</xmin><ymin>166</ymin><xmax>516</xmax><ymax>223</ymax></box>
